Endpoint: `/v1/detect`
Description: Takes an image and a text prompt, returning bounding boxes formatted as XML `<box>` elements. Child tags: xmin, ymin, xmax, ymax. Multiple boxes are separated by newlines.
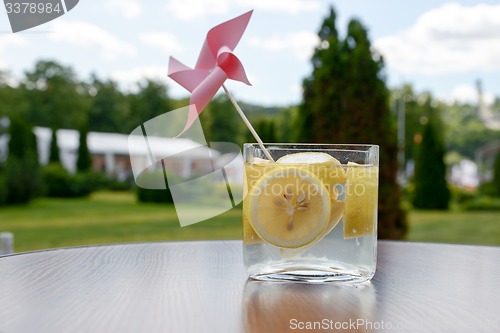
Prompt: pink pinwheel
<box><xmin>167</xmin><ymin>10</ymin><xmax>273</xmax><ymax>161</ymax></box>
<box><xmin>168</xmin><ymin>11</ymin><xmax>253</xmax><ymax>133</ymax></box>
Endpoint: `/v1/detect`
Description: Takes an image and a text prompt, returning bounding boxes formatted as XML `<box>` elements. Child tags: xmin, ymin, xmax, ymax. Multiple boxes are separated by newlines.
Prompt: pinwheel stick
<box><xmin>222</xmin><ymin>84</ymin><xmax>274</xmax><ymax>162</ymax></box>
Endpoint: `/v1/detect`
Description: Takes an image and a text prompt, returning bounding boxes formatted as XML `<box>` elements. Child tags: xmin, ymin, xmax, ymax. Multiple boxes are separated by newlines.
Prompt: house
<box><xmin>475</xmin><ymin>140</ymin><xmax>500</xmax><ymax>183</ymax></box>
<box><xmin>33</xmin><ymin>127</ymin><xmax>220</xmax><ymax>181</ymax></box>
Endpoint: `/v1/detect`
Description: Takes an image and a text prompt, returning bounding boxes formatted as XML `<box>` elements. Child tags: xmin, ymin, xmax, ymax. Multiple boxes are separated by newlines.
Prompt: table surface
<box><xmin>0</xmin><ymin>240</ymin><xmax>499</xmax><ymax>333</ymax></box>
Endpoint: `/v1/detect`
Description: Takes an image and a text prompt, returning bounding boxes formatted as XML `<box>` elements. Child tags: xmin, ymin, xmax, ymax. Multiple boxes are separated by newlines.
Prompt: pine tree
<box><xmin>413</xmin><ymin>115</ymin><xmax>450</xmax><ymax>209</ymax></box>
<box><xmin>493</xmin><ymin>152</ymin><xmax>500</xmax><ymax>196</ymax></box>
<box><xmin>76</xmin><ymin>123</ymin><xmax>92</xmax><ymax>172</ymax></box>
<box><xmin>295</xmin><ymin>7</ymin><xmax>407</xmax><ymax>239</ymax></box>
<box><xmin>5</xmin><ymin>116</ymin><xmax>42</xmax><ymax>204</ymax></box>
<box><xmin>8</xmin><ymin>116</ymin><xmax>32</xmax><ymax>159</ymax></box>
<box><xmin>49</xmin><ymin>127</ymin><xmax>60</xmax><ymax>164</ymax></box>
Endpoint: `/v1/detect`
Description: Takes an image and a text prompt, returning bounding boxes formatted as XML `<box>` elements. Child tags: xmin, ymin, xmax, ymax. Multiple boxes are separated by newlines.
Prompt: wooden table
<box><xmin>0</xmin><ymin>240</ymin><xmax>499</xmax><ymax>333</ymax></box>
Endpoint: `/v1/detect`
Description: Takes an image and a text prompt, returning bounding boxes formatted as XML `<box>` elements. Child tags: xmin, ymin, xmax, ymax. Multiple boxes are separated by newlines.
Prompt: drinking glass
<box><xmin>243</xmin><ymin>144</ymin><xmax>379</xmax><ymax>283</ymax></box>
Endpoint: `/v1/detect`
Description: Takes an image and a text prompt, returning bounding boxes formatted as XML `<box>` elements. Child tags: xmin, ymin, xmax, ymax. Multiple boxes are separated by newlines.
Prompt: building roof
<box><xmin>34</xmin><ymin>127</ymin><xmax>219</xmax><ymax>161</ymax></box>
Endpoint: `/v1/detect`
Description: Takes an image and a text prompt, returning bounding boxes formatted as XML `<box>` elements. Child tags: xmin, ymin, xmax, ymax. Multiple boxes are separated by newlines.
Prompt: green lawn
<box><xmin>1</xmin><ymin>191</ymin><xmax>499</xmax><ymax>253</ymax></box>
<box><xmin>0</xmin><ymin>191</ymin><xmax>242</xmax><ymax>253</ymax></box>
<box><xmin>407</xmin><ymin>210</ymin><xmax>500</xmax><ymax>246</ymax></box>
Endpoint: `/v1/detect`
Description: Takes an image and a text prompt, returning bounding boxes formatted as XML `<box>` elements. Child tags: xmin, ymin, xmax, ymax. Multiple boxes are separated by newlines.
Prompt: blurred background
<box><xmin>1</xmin><ymin>0</ymin><xmax>500</xmax><ymax>253</ymax></box>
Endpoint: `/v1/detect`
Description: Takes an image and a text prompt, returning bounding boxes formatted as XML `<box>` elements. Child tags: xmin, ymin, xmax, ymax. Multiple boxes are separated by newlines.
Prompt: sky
<box><xmin>1</xmin><ymin>0</ymin><xmax>500</xmax><ymax>107</ymax></box>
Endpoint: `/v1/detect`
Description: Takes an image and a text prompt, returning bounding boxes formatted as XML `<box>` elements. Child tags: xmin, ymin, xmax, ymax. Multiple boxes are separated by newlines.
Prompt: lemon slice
<box><xmin>276</xmin><ymin>152</ymin><xmax>345</xmax><ymax>184</ymax></box>
<box><xmin>276</xmin><ymin>152</ymin><xmax>336</xmax><ymax>164</ymax></box>
<box><xmin>344</xmin><ymin>162</ymin><xmax>378</xmax><ymax>239</ymax></box>
<box><xmin>281</xmin><ymin>200</ymin><xmax>345</xmax><ymax>258</ymax></box>
<box><xmin>243</xmin><ymin>214</ymin><xmax>262</xmax><ymax>245</ymax></box>
<box><xmin>245</xmin><ymin>166</ymin><xmax>331</xmax><ymax>248</ymax></box>
<box><xmin>250</xmin><ymin>157</ymin><xmax>271</xmax><ymax>165</ymax></box>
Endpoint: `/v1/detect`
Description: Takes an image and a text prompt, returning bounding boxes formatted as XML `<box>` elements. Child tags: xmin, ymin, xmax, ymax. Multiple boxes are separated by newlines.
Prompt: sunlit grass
<box><xmin>406</xmin><ymin>210</ymin><xmax>500</xmax><ymax>246</ymax></box>
<box><xmin>1</xmin><ymin>191</ymin><xmax>499</xmax><ymax>253</ymax></box>
<box><xmin>0</xmin><ymin>191</ymin><xmax>242</xmax><ymax>253</ymax></box>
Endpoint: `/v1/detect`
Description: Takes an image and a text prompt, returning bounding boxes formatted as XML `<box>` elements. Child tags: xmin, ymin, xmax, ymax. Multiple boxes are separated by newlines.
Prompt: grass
<box><xmin>0</xmin><ymin>191</ymin><xmax>242</xmax><ymax>253</ymax></box>
<box><xmin>407</xmin><ymin>210</ymin><xmax>500</xmax><ymax>246</ymax></box>
<box><xmin>1</xmin><ymin>191</ymin><xmax>499</xmax><ymax>253</ymax></box>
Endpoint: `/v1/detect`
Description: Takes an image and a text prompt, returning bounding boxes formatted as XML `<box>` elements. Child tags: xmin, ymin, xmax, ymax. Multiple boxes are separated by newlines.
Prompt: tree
<box><xmin>7</xmin><ymin>116</ymin><xmax>37</xmax><ymax>160</ymax></box>
<box><xmin>128</xmin><ymin>80</ymin><xmax>173</xmax><ymax>131</ymax></box>
<box><xmin>76</xmin><ymin>123</ymin><xmax>92</xmax><ymax>172</ymax></box>
<box><xmin>391</xmin><ymin>85</ymin><xmax>421</xmax><ymax>168</ymax></box>
<box><xmin>295</xmin><ymin>7</ymin><xmax>407</xmax><ymax>239</ymax></box>
<box><xmin>0</xmin><ymin>72</ymin><xmax>29</xmax><ymax>119</ymax></box>
<box><xmin>88</xmin><ymin>75</ymin><xmax>130</xmax><ymax>133</ymax></box>
<box><xmin>201</xmin><ymin>95</ymin><xmax>242</xmax><ymax>146</ymax></box>
<box><xmin>4</xmin><ymin>116</ymin><xmax>42</xmax><ymax>204</ymax></box>
<box><xmin>278</xmin><ymin>106</ymin><xmax>297</xmax><ymax>143</ymax></box>
<box><xmin>295</xmin><ymin>7</ymin><xmax>342</xmax><ymax>142</ymax></box>
<box><xmin>23</xmin><ymin>60</ymin><xmax>89</xmax><ymax>129</ymax></box>
<box><xmin>245</xmin><ymin>118</ymin><xmax>278</xmax><ymax>143</ymax></box>
<box><xmin>493</xmin><ymin>152</ymin><xmax>500</xmax><ymax>196</ymax></box>
<box><xmin>413</xmin><ymin>112</ymin><xmax>450</xmax><ymax>209</ymax></box>
<box><xmin>49</xmin><ymin>127</ymin><xmax>60</xmax><ymax>164</ymax></box>
<box><xmin>442</xmin><ymin>101</ymin><xmax>498</xmax><ymax>160</ymax></box>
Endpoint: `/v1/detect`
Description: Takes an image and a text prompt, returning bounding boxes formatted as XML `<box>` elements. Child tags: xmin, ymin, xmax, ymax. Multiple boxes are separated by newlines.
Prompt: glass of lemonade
<box><xmin>243</xmin><ymin>144</ymin><xmax>379</xmax><ymax>283</ymax></box>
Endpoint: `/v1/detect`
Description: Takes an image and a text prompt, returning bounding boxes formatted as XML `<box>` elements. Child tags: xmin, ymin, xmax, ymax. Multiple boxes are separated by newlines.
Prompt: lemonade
<box><xmin>243</xmin><ymin>144</ymin><xmax>379</xmax><ymax>283</ymax></box>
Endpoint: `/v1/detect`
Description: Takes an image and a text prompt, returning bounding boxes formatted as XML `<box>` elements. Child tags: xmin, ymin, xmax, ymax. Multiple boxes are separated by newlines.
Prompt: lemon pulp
<box><xmin>277</xmin><ymin>152</ymin><xmax>345</xmax><ymax>184</ymax></box>
<box><xmin>245</xmin><ymin>166</ymin><xmax>331</xmax><ymax>249</ymax></box>
<box><xmin>344</xmin><ymin>162</ymin><xmax>378</xmax><ymax>239</ymax></box>
<box><xmin>243</xmin><ymin>160</ymin><xmax>273</xmax><ymax>245</ymax></box>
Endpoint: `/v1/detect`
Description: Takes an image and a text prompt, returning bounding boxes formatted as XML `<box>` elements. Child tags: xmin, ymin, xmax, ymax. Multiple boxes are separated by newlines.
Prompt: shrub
<box><xmin>5</xmin><ymin>156</ymin><xmax>42</xmax><ymax>204</ymax></box>
<box><xmin>42</xmin><ymin>163</ymin><xmax>96</xmax><ymax>198</ymax></box>
<box><xmin>105</xmin><ymin>178</ymin><xmax>133</xmax><ymax>191</ymax></box>
<box><xmin>78</xmin><ymin>171</ymin><xmax>109</xmax><ymax>192</ymax></box>
<box><xmin>449</xmin><ymin>185</ymin><xmax>477</xmax><ymax>205</ymax></box>
<box><xmin>91</xmin><ymin>173</ymin><xmax>133</xmax><ymax>192</ymax></box>
<box><xmin>42</xmin><ymin>163</ymin><xmax>72</xmax><ymax>197</ymax></box>
<box><xmin>478</xmin><ymin>181</ymin><xmax>497</xmax><ymax>197</ymax></box>
<box><xmin>70</xmin><ymin>172</ymin><xmax>94</xmax><ymax>197</ymax></box>
<box><xmin>462</xmin><ymin>196</ymin><xmax>500</xmax><ymax>211</ymax></box>
<box><xmin>135</xmin><ymin>170</ymin><xmax>175</xmax><ymax>204</ymax></box>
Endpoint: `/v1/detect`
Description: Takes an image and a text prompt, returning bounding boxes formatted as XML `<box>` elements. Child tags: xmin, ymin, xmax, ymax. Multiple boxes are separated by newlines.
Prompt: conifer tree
<box><xmin>49</xmin><ymin>127</ymin><xmax>60</xmax><ymax>164</ymax></box>
<box><xmin>76</xmin><ymin>123</ymin><xmax>92</xmax><ymax>172</ymax></box>
<box><xmin>493</xmin><ymin>153</ymin><xmax>500</xmax><ymax>196</ymax></box>
<box><xmin>295</xmin><ymin>7</ymin><xmax>407</xmax><ymax>239</ymax></box>
<box><xmin>413</xmin><ymin>116</ymin><xmax>450</xmax><ymax>209</ymax></box>
<box><xmin>5</xmin><ymin>116</ymin><xmax>41</xmax><ymax>204</ymax></box>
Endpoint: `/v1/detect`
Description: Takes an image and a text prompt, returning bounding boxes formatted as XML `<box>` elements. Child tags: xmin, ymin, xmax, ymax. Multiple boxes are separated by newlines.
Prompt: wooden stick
<box><xmin>222</xmin><ymin>84</ymin><xmax>274</xmax><ymax>162</ymax></box>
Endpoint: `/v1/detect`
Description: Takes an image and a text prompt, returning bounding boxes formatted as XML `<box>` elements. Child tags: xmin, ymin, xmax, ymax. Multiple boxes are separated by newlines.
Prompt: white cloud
<box><xmin>165</xmin><ymin>0</ymin><xmax>320</xmax><ymax>21</ymax></box>
<box><xmin>0</xmin><ymin>34</ymin><xmax>27</xmax><ymax>70</ymax></box>
<box><xmin>165</xmin><ymin>0</ymin><xmax>230</xmax><ymax>21</ymax></box>
<box><xmin>0</xmin><ymin>34</ymin><xmax>28</xmax><ymax>72</ymax></box>
<box><xmin>446</xmin><ymin>83</ymin><xmax>494</xmax><ymax>105</ymax></box>
<box><xmin>374</xmin><ymin>3</ymin><xmax>500</xmax><ymax>75</ymax></box>
<box><xmin>236</xmin><ymin>0</ymin><xmax>321</xmax><ymax>14</ymax></box>
<box><xmin>290</xmin><ymin>83</ymin><xmax>303</xmax><ymax>97</ymax></box>
<box><xmin>49</xmin><ymin>20</ymin><xmax>136</xmax><ymax>60</ymax></box>
<box><xmin>250</xmin><ymin>31</ymin><xmax>318</xmax><ymax>61</ymax></box>
<box><xmin>139</xmin><ymin>32</ymin><xmax>184</xmax><ymax>55</ymax></box>
<box><xmin>104</xmin><ymin>0</ymin><xmax>142</xmax><ymax>19</ymax></box>
<box><xmin>111</xmin><ymin>65</ymin><xmax>168</xmax><ymax>90</ymax></box>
